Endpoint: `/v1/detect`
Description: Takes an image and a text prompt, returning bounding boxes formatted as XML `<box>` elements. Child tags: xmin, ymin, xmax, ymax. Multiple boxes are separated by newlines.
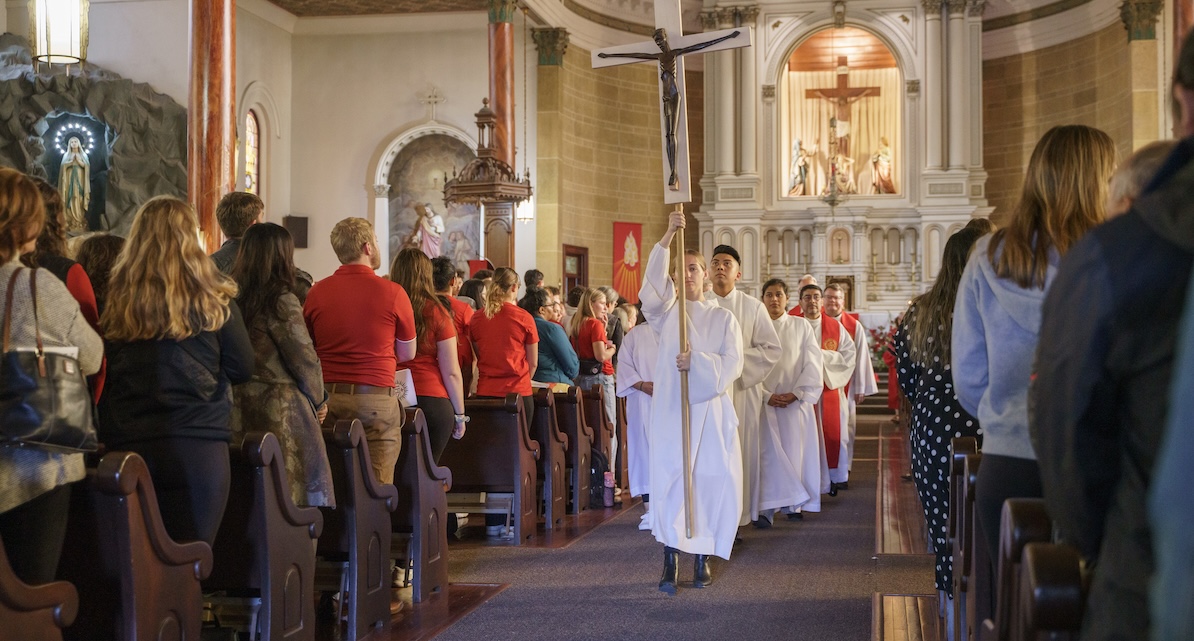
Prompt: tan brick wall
<box><xmin>983</xmin><ymin>24</ymin><xmax>1134</xmax><ymax>224</ymax></box>
<box><xmin>542</xmin><ymin>44</ymin><xmax>704</xmax><ymax>288</ymax></box>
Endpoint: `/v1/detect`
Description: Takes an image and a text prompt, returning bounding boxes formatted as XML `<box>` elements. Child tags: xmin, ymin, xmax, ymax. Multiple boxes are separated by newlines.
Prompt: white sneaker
<box><xmin>638</xmin><ymin>512</ymin><xmax>651</xmax><ymax>531</ymax></box>
<box><xmin>485</xmin><ymin>525</ymin><xmax>504</xmax><ymax>537</ymax></box>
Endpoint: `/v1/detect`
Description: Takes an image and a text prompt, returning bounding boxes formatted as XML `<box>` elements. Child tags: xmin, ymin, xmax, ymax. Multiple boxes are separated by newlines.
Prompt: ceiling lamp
<box><xmin>443</xmin><ymin>98</ymin><xmax>533</xmax><ymax>206</ymax></box>
<box><xmin>29</xmin><ymin>0</ymin><xmax>90</xmax><ymax>66</ymax></box>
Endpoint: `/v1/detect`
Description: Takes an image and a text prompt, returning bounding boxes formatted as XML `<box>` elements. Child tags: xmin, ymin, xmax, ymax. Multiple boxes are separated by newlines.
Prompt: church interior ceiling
<box><xmin>266</xmin><ymin>0</ymin><xmax>486</xmax><ymax>16</ymax></box>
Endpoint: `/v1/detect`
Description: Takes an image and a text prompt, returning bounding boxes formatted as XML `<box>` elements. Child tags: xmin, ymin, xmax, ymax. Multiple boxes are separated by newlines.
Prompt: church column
<box><xmin>489</xmin><ymin>0</ymin><xmax>517</xmax><ymax>167</ymax></box>
<box><xmin>532</xmin><ymin>27</ymin><xmax>568</xmax><ymax>286</ymax></box>
<box><xmin>373</xmin><ymin>184</ymin><xmax>390</xmax><ymax>271</ymax></box>
<box><xmin>188</xmin><ymin>0</ymin><xmax>236</xmax><ymax>251</ymax></box>
<box><xmin>852</xmin><ymin>222</ymin><xmax>868</xmax><ymax>304</ymax></box>
<box><xmin>812</xmin><ymin>222</ymin><xmax>828</xmax><ymax>266</ymax></box>
<box><xmin>716</xmin><ymin>7</ymin><xmax>737</xmax><ymax>175</ymax></box>
<box><xmin>1122</xmin><ymin>0</ymin><xmax>1165</xmax><ymax>150</ymax></box>
<box><xmin>966</xmin><ymin>0</ymin><xmax>986</xmax><ymax>168</ymax></box>
<box><xmin>923</xmin><ymin>0</ymin><xmax>944</xmax><ymax>169</ymax></box>
<box><xmin>946</xmin><ymin>0</ymin><xmax>967</xmax><ymax>169</ymax></box>
<box><xmin>738</xmin><ymin>6</ymin><xmax>759</xmax><ymax>176</ymax></box>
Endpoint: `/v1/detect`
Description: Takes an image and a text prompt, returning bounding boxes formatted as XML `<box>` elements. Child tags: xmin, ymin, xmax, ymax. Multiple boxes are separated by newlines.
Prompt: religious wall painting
<box><xmin>387</xmin><ymin>134</ymin><xmax>480</xmax><ymax>272</ymax></box>
<box><xmin>780</xmin><ymin>27</ymin><xmax>902</xmax><ymax>198</ymax></box>
<box><xmin>613</xmin><ymin>222</ymin><xmax>643</xmax><ymax>304</ymax></box>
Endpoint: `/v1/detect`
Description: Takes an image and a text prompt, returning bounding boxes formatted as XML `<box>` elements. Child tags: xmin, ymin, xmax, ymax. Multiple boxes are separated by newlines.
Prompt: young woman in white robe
<box><xmin>615</xmin><ymin>318</ymin><xmax>659</xmax><ymax>530</ymax></box>
<box><xmin>641</xmin><ymin>210</ymin><xmax>744</xmax><ymax>595</ymax></box>
<box><xmin>759</xmin><ymin>279</ymin><xmax>825</xmax><ymax>518</ymax></box>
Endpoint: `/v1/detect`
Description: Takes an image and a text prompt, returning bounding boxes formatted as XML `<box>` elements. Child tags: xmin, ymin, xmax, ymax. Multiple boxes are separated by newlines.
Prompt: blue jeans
<box><xmin>576</xmin><ymin>372</ymin><xmax>616</xmax><ymax>473</ymax></box>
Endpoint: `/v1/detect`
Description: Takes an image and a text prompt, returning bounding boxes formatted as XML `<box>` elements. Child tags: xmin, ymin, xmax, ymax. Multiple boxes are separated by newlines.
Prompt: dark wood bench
<box><xmin>391</xmin><ymin>408</ymin><xmax>452</xmax><ymax>603</ymax></box>
<box><xmin>531</xmin><ymin>388</ymin><xmax>568</xmax><ymax>528</ymax></box>
<box><xmin>60</xmin><ymin>452</ymin><xmax>213</xmax><ymax>641</ymax></box>
<box><xmin>581</xmin><ymin>384</ymin><xmax>614</xmax><ymax>471</ymax></box>
<box><xmin>554</xmin><ymin>387</ymin><xmax>593</xmax><ymax>514</ymax></box>
<box><xmin>950</xmin><ymin>441</ymin><xmax>981</xmax><ymax>641</ymax></box>
<box><xmin>615</xmin><ymin>396</ymin><xmax>630</xmax><ymax>490</ymax></box>
<box><xmin>0</xmin><ymin>536</ymin><xmax>77</xmax><ymax>641</ymax></box>
<box><xmin>980</xmin><ymin>498</ymin><xmax>1052</xmax><ymax>641</ymax></box>
<box><xmin>316</xmin><ymin>419</ymin><xmax>398</xmax><ymax>641</ymax></box>
<box><xmin>1016</xmin><ymin>542</ymin><xmax>1084</xmax><ymax>640</ymax></box>
<box><xmin>205</xmin><ymin>431</ymin><xmax>324</xmax><ymax>641</ymax></box>
<box><xmin>438</xmin><ymin>394</ymin><xmax>540</xmax><ymax>543</ymax></box>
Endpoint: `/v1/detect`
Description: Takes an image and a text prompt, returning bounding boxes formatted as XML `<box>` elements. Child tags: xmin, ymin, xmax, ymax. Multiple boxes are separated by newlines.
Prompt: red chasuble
<box><xmin>818</xmin><ymin>314</ymin><xmax>844</xmax><ymax>469</ymax></box>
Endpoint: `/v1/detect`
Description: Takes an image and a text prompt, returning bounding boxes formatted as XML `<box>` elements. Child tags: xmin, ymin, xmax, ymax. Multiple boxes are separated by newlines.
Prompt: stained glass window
<box><xmin>245</xmin><ymin>110</ymin><xmax>260</xmax><ymax>195</ymax></box>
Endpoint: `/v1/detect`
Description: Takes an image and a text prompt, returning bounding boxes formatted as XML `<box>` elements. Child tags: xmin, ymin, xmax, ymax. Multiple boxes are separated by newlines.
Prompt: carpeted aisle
<box><xmin>432</xmin><ymin>417</ymin><xmax>934</xmax><ymax>641</ymax></box>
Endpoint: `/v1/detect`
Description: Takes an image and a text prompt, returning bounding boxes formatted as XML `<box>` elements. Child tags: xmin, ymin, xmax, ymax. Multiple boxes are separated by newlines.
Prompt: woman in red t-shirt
<box><xmin>389</xmin><ymin>248</ymin><xmax>467</xmax><ymax>462</ymax></box>
<box><xmin>568</xmin><ymin>287</ymin><xmax>617</xmax><ymax>470</ymax></box>
<box><xmin>471</xmin><ymin>267</ymin><xmax>539</xmax><ymax>422</ymax></box>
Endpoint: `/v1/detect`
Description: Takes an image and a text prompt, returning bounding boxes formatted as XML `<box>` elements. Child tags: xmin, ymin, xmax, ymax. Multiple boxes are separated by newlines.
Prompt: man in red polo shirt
<box><xmin>304</xmin><ymin>217</ymin><xmax>417</xmax><ymax>485</ymax></box>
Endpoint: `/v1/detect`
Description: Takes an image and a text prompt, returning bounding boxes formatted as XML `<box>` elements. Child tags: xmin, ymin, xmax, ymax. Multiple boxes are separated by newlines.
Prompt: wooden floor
<box><xmin>875</xmin><ymin>421</ymin><xmax>932</xmax><ymax>556</ymax></box>
<box><xmin>872</xmin><ymin>594</ymin><xmax>945</xmax><ymax>641</ymax></box>
<box><xmin>448</xmin><ymin>496</ymin><xmax>642</xmax><ymax>550</ymax></box>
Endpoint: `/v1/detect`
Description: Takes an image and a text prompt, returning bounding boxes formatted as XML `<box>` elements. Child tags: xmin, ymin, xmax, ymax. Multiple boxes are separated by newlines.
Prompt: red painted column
<box><xmin>489</xmin><ymin>0</ymin><xmax>516</xmax><ymax>167</ymax></box>
<box><xmin>188</xmin><ymin>0</ymin><xmax>236</xmax><ymax>252</ymax></box>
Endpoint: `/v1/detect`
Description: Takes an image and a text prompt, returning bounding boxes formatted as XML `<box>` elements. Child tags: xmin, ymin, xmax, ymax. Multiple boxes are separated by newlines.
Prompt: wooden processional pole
<box><xmin>672</xmin><ymin>202</ymin><xmax>693</xmax><ymax>538</ymax></box>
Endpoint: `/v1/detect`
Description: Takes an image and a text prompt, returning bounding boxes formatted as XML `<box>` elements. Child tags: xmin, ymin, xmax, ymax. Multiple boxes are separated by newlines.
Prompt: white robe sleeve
<box><xmin>794</xmin><ymin>319</ymin><xmax>825</xmax><ymax>404</ymax></box>
<box><xmin>852</xmin><ymin>323</ymin><xmax>879</xmax><ymax>396</ymax></box>
<box><xmin>823</xmin><ymin>322</ymin><xmax>857</xmax><ymax>391</ymax></box>
<box><xmin>640</xmin><ymin>242</ymin><xmax>676</xmax><ymax>328</ymax></box>
<box><xmin>686</xmin><ymin>311</ymin><xmax>744</xmax><ymax>405</ymax></box>
<box><xmin>740</xmin><ymin>302</ymin><xmax>782</xmax><ymax>389</ymax></box>
<box><xmin>616</xmin><ymin>329</ymin><xmax>646</xmax><ymax>398</ymax></box>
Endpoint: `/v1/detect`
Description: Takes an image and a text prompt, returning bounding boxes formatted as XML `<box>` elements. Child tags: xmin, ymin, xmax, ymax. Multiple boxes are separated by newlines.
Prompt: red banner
<box><xmin>613</xmin><ymin>222</ymin><xmax>642</xmax><ymax>304</ymax></box>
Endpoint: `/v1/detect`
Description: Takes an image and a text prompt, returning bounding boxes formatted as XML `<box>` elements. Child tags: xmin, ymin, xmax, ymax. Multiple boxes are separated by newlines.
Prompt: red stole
<box><xmin>788</xmin><ymin>306</ymin><xmax>804</xmax><ymax>317</ymax></box>
<box><xmin>833</xmin><ymin>312</ymin><xmax>859</xmax><ymax>396</ymax></box>
<box><xmin>818</xmin><ymin>315</ymin><xmax>844</xmax><ymax>469</ymax></box>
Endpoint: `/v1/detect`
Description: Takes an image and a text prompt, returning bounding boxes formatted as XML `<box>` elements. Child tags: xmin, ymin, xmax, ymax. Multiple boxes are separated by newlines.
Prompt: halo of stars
<box><xmin>52</xmin><ymin>122</ymin><xmax>96</xmax><ymax>154</ymax></box>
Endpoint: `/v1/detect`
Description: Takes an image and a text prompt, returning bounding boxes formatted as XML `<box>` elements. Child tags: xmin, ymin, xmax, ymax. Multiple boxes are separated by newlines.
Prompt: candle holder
<box><xmin>887</xmin><ymin>266</ymin><xmax>899</xmax><ymax>292</ymax></box>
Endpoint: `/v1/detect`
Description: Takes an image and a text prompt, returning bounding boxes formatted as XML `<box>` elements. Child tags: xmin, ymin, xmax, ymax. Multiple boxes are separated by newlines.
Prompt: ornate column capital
<box><xmin>852</xmin><ymin>222</ymin><xmax>867</xmax><ymax>233</ymax></box>
<box><xmin>698</xmin><ymin>10</ymin><xmax>719</xmax><ymax>30</ymax></box>
<box><xmin>946</xmin><ymin>0</ymin><xmax>967</xmax><ymax>15</ymax></box>
<box><xmin>715</xmin><ymin>7</ymin><xmax>737</xmax><ymax>28</ymax></box>
<box><xmin>967</xmin><ymin>0</ymin><xmax>986</xmax><ymax>17</ymax></box>
<box><xmin>1120</xmin><ymin>0</ymin><xmax>1163</xmax><ymax>40</ymax></box>
<box><xmin>532</xmin><ymin>28</ymin><xmax>569</xmax><ymax>66</ymax></box>
<box><xmin>762</xmin><ymin>84</ymin><xmax>776</xmax><ymax>102</ymax></box>
<box><xmin>922</xmin><ymin>0</ymin><xmax>944</xmax><ymax>17</ymax></box>
<box><xmin>906</xmin><ymin>79</ymin><xmax>921</xmax><ymax>95</ymax></box>
<box><xmin>373</xmin><ymin>184</ymin><xmax>390</xmax><ymax>197</ymax></box>
<box><xmin>813</xmin><ymin>222</ymin><xmax>829</xmax><ymax>234</ymax></box>
<box><xmin>738</xmin><ymin>6</ymin><xmax>760</xmax><ymax>23</ymax></box>
<box><xmin>488</xmin><ymin>0</ymin><xmax>518</xmax><ymax>24</ymax></box>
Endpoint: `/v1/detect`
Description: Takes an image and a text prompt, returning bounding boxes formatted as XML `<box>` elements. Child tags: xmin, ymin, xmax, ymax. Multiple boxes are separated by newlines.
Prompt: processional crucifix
<box><xmin>592</xmin><ymin>0</ymin><xmax>752</xmax><ymax>538</ymax></box>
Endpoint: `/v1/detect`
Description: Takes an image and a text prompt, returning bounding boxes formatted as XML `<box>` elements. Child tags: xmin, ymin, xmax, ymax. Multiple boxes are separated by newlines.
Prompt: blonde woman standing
<box><xmin>99</xmin><ymin>196</ymin><xmax>254</xmax><ymax>545</ymax></box>
<box><xmin>471</xmin><ymin>267</ymin><xmax>539</xmax><ymax>422</ymax></box>
<box><xmin>569</xmin><ymin>287</ymin><xmax>618</xmax><ymax>468</ymax></box>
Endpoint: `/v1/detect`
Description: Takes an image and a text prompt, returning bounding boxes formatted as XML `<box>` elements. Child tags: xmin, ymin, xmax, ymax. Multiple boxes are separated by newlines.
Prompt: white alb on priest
<box><xmin>823</xmin><ymin>284</ymin><xmax>878</xmax><ymax>483</ymax></box>
<box><xmin>797</xmin><ymin>284</ymin><xmax>856</xmax><ymax>494</ymax></box>
<box><xmin>616</xmin><ymin>321</ymin><xmax>660</xmax><ymax>529</ymax></box>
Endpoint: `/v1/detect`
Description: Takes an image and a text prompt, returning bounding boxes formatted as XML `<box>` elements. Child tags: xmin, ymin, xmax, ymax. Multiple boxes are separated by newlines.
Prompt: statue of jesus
<box><xmin>598</xmin><ymin>28</ymin><xmax>741</xmax><ymax>189</ymax></box>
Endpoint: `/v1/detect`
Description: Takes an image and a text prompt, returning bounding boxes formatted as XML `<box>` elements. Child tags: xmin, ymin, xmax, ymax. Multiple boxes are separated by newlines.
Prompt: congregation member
<box><xmin>641</xmin><ymin>210</ymin><xmax>743</xmax><ymax>594</ymax></box>
<box><xmin>569</xmin><ymin>287</ymin><xmax>617</xmax><ymax>462</ymax></box>
<box><xmin>432</xmin><ymin>256</ymin><xmax>475</xmax><ymax>399</ymax></box>
<box><xmin>798</xmin><ymin>283</ymin><xmax>856</xmax><ymax>496</ymax></box>
<box><xmin>894</xmin><ymin>225</ymin><xmax>987</xmax><ymax>622</ymax></box>
<box><xmin>706</xmin><ymin>244</ymin><xmax>782</xmax><ymax>528</ymax></box>
<box><xmin>598</xmin><ymin>286</ymin><xmax>625</xmax><ymax>365</ymax></box>
<box><xmin>615</xmin><ymin>308</ymin><xmax>658</xmax><ymax>530</ymax></box>
<box><xmin>953</xmin><ymin>124</ymin><xmax>1116</xmax><ymax>568</ymax></box>
<box><xmin>544</xmin><ymin>285</ymin><xmax>564</xmax><ymax>324</ymax></box>
<box><xmin>563</xmin><ymin>285</ymin><xmax>585</xmax><ymax>327</ymax></box>
<box><xmin>230</xmin><ymin>222</ymin><xmax>334</xmax><ymax>508</ymax></box>
<box><xmin>821</xmin><ymin>283</ymin><xmax>878</xmax><ymax>488</ymax></box>
<box><xmin>390</xmin><ymin>248</ymin><xmax>468</xmax><ymax>461</ymax></box>
<box><xmin>73</xmin><ymin>233</ymin><xmax>125</xmax><ymax>316</ymax></box>
<box><xmin>1106</xmin><ymin>139</ymin><xmax>1175</xmax><ymax>219</ymax></box>
<box><xmin>99</xmin><ymin>195</ymin><xmax>254</xmax><ymax>545</ymax></box>
<box><xmin>758</xmin><ymin>278</ymin><xmax>823</xmax><ymax>522</ymax></box>
<box><xmin>209</xmin><ymin>191</ymin><xmax>263</xmax><ymax>274</ymax></box>
<box><xmin>1031</xmin><ymin>44</ymin><xmax>1194</xmax><ymax>638</ymax></box>
<box><xmin>304</xmin><ymin>217</ymin><xmax>416</xmax><ymax>485</ymax></box>
<box><xmin>787</xmin><ymin>274</ymin><xmax>817</xmax><ymax>317</ymax></box>
<box><xmin>0</xmin><ymin>168</ymin><xmax>103</xmax><ymax>585</ymax></box>
<box><xmin>523</xmin><ymin>287</ymin><xmax>578</xmax><ymax>386</ymax></box>
<box><xmin>458</xmin><ymin>278</ymin><xmax>486</xmax><ymax>311</ymax></box>
<box><xmin>523</xmin><ymin>268</ymin><xmax>544</xmax><ymax>295</ymax></box>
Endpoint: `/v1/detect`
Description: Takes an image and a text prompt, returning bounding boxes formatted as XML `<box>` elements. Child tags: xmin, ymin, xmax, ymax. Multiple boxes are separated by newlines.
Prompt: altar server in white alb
<box><xmin>615</xmin><ymin>311</ymin><xmax>659</xmax><ymax>531</ymax></box>
<box><xmin>706</xmin><ymin>244</ymin><xmax>782</xmax><ymax>528</ymax></box>
<box><xmin>798</xmin><ymin>284</ymin><xmax>856</xmax><ymax>496</ymax></box>
<box><xmin>822</xmin><ymin>283</ymin><xmax>878</xmax><ymax>487</ymax></box>
<box><xmin>759</xmin><ymin>278</ymin><xmax>824</xmax><ymax>521</ymax></box>
<box><xmin>641</xmin><ymin>210</ymin><xmax>744</xmax><ymax>596</ymax></box>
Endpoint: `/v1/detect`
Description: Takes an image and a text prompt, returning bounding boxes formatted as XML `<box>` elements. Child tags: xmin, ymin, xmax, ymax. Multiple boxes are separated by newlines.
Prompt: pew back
<box><xmin>531</xmin><ymin>388</ymin><xmax>568</xmax><ymax>528</ymax></box>
<box><xmin>391</xmin><ymin>408</ymin><xmax>452</xmax><ymax>602</ymax></box>
<box><xmin>554</xmin><ymin>387</ymin><xmax>593</xmax><ymax>514</ymax></box>
<box><xmin>0</xmin><ymin>536</ymin><xmax>77</xmax><ymax>641</ymax></box>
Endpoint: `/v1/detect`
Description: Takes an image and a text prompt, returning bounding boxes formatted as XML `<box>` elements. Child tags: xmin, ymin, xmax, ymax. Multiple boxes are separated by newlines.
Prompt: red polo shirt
<box><xmin>574</xmin><ymin>317</ymin><xmax>614</xmax><ymax>375</ymax></box>
<box><xmin>303</xmin><ymin>264</ymin><xmax>416</xmax><ymax>388</ymax></box>
<box><xmin>471</xmin><ymin>302</ymin><xmax>539</xmax><ymax>397</ymax></box>
<box><xmin>405</xmin><ymin>301</ymin><xmax>456</xmax><ymax>399</ymax></box>
<box><xmin>448</xmin><ymin>296</ymin><xmax>474</xmax><ymax>382</ymax></box>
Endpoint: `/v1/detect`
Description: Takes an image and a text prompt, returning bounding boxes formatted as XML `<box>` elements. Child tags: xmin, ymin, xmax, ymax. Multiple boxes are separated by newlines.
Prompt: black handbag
<box><xmin>0</xmin><ymin>268</ymin><xmax>98</xmax><ymax>453</ymax></box>
<box><xmin>577</xmin><ymin>359</ymin><xmax>603</xmax><ymax>376</ymax></box>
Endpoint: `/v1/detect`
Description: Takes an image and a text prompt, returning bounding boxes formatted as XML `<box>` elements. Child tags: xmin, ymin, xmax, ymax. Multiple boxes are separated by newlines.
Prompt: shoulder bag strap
<box><xmin>2</xmin><ymin>268</ymin><xmax>22</xmax><ymax>353</ymax></box>
<box><xmin>29</xmin><ymin>268</ymin><xmax>46</xmax><ymax>377</ymax></box>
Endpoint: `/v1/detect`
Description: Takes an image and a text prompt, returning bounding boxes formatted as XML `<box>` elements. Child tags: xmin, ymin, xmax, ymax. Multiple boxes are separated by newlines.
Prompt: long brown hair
<box><xmin>389</xmin><ymin>248</ymin><xmax>450</xmax><ymax>350</ymax></box>
<box><xmin>989</xmin><ymin>125</ymin><xmax>1116</xmax><ymax>289</ymax></box>
<box><xmin>232</xmin><ymin>223</ymin><xmax>296</xmax><ymax>329</ymax></box>
<box><xmin>908</xmin><ymin>224</ymin><xmax>992</xmax><ymax>364</ymax></box>
<box><xmin>102</xmin><ymin>196</ymin><xmax>237</xmax><ymax>341</ymax></box>
<box><xmin>483</xmin><ymin>267</ymin><xmax>518</xmax><ymax>318</ymax></box>
<box><xmin>22</xmin><ymin>178</ymin><xmax>67</xmax><ymax>267</ymax></box>
<box><xmin>74</xmin><ymin>234</ymin><xmax>125</xmax><ymax>314</ymax></box>
<box><xmin>0</xmin><ymin>168</ymin><xmax>45</xmax><ymax>263</ymax></box>
<box><xmin>568</xmin><ymin>288</ymin><xmax>605</xmax><ymax>339</ymax></box>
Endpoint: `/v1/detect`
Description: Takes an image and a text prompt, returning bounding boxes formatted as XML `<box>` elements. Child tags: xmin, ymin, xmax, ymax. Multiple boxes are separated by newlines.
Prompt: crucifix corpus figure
<box><xmin>592</xmin><ymin>0</ymin><xmax>753</xmax><ymax>598</ymax></box>
<box><xmin>805</xmin><ymin>56</ymin><xmax>880</xmax><ymax>158</ymax></box>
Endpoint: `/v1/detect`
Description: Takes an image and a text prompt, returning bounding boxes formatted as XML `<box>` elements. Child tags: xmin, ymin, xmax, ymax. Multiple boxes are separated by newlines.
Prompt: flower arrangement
<box><xmin>868</xmin><ymin>321</ymin><xmax>899</xmax><ymax>372</ymax></box>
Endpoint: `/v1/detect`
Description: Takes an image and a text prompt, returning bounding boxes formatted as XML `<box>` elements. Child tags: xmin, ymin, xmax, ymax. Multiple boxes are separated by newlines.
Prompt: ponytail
<box><xmin>483</xmin><ymin>267</ymin><xmax>519</xmax><ymax>318</ymax></box>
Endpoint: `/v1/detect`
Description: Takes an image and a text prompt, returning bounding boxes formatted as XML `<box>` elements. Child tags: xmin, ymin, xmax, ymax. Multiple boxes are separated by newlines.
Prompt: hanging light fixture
<box><xmin>29</xmin><ymin>0</ymin><xmax>90</xmax><ymax>66</ymax></box>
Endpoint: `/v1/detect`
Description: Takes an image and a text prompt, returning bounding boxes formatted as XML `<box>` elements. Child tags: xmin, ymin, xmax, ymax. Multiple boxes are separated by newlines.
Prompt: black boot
<box><xmin>828</xmin><ymin>482</ymin><xmax>839</xmax><ymax>497</ymax></box>
<box><xmin>693</xmin><ymin>555</ymin><xmax>712</xmax><ymax>588</ymax></box>
<box><xmin>658</xmin><ymin>547</ymin><xmax>679</xmax><ymax>595</ymax></box>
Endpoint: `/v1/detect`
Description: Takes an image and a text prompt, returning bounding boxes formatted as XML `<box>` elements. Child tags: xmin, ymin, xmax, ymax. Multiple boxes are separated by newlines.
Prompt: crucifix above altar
<box><xmin>805</xmin><ymin>56</ymin><xmax>880</xmax><ymax>157</ymax></box>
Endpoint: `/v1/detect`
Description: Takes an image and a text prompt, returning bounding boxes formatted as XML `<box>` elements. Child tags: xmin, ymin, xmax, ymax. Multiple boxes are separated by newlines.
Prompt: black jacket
<box><xmin>1030</xmin><ymin>138</ymin><xmax>1194</xmax><ymax>640</ymax></box>
<box><xmin>98</xmin><ymin>301</ymin><xmax>254</xmax><ymax>447</ymax></box>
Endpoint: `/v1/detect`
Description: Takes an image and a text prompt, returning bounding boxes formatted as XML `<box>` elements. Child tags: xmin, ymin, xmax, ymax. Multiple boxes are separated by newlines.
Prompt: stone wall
<box><xmin>982</xmin><ymin>24</ymin><xmax>1134</xmax><ymax>223</ymax></box>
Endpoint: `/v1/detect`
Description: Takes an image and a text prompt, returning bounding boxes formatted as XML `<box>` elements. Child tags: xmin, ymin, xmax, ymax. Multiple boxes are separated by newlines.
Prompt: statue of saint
<box><xmin>59</xmin><ymin>137</ymin><xmax>90</xmax><ymax>231</ymax></box>
<box><xmin>871</xmin><ymin>136</ymin><xmax>896</xmax><ymax>194</ymax></box>
<box><xmin>823</xmin><ymin>153</ymin><xmax>858</xmax><ymax>196</ymax></box>
<box><xmin>404</xmin><ymin>202</ymin><xmax>446</xmax><ymax>257</ymax></box>
<box><xmin>788</xmin><ymin>138</ymin><xmax>818</xmax><ymax>196</ymax></box>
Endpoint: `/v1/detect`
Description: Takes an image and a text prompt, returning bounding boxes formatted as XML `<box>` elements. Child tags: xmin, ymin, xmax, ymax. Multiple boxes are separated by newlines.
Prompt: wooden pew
<box><xmin>59</xmin><ymin>452</ymin><xmax>213</xmax><ymax>641</ymax></box>
<box><xmin>554</xmin><ymin>387</ymin><xmax>593</xmax><ymax>514</ymax></box>
<box><xmin>391</xmin><ymin>408</ymin><xmax>452</xmax><ymax>603</ymax></box>
<box><xmin>531</xmin><ymin>388</ymin><xmax>568</xmax><ymax>529</ymax></box>
<box><xmin>0</xmin><ymin>537</ymin><xmax>77</xmax><ymax>641</ymax></box>
<box><xmin>1016</xmin><ymin>543</ymin><xmax>1084</xmax><ymax>640</ymax></box>
<box><xmin>581</xmin><ymin>384</ymin><xmax>614</xmax><ymax>473</ymax></box>
<box><xmin>615</xmin><ymin>396</ymin><xmax>630</xmax><ymax>490</ymax></box>
<box><xmin>951</xmin><ymin>441</ymin><xmax>981</xmax><ymax>641</ymax></box>
<box><xmin>438</xmin><ymin>394</ymin><xmax>540</xmax><ymax>543</ymax></box>
<box><xmin>317</xmin><ymin>419</ymin><xmax>399</xmax><ymax>641</ymax></box>
<box><xmin>205</xmin><ymin>431</ymin><xmax>324</xmax><ymax>641</ymax></box>
<box><xmin>980</xmin><ymin>498</ymin><xmax>1052</xmax><ymax>641</ymax></box>
<box><xmin>948</xmin><ymin>437</ymin><xmax>978</xmax><ymax>591</ymax></box>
